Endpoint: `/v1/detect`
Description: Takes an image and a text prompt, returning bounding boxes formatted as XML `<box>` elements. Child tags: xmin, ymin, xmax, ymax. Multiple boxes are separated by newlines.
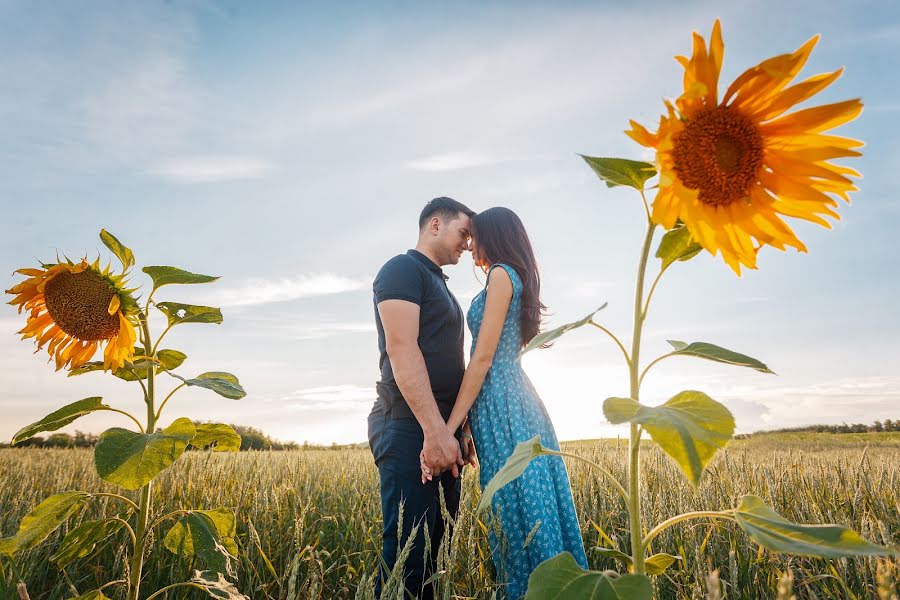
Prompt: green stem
<box><xmin>638</xmin><ymin>352</ymin><xmax>676</xmax><ymax>387</ymax></box>
<box><xmin>145</xmin><ymin>582</ymin><xmax>206</xmax><ymax>600</ymax></box>
<box><xmin>89</xmin><ymin>492</ymin><xmax>139</xmax><ymax>513</ymax></box>
<box><xmin>102</xmin><ymin>408</ymin><xmax>145</xmax><ymax>433</ymax></box>
<box><xmin>642</xmin><ymin>510</ymin><xmax>735</xmax><ymax>551</ymax></box>
<box><xmin>589</xmin><ymin>322</ymin><xmax>631</xmax><ymax>367</ymax></box>
<box><xmin>127</xmin><ymin>314</ymin><xmax>156</xmax><ymax>600</ymax></box>
<box><xmin>545</xmin><ymin>450</ymin><xmax>629</xmax><ymax>505</ymax></box>
<box><xmin>149</xmin><ymin>509</ymin><xmax>192</xmax><ymax>530</ymax></box>
<box><xmin>641</xmin><ymin>267</ymin><xmax>666</xmax><ymax>320</ymax></box>
<box><xmin>110</xmin><ymin>517</ymin><xmax>138</xmax><ymax>547</ymax></box>
<box><xmin>154</xmin><ymin>383</ymin><xmax>185</xmax><ymax>422</ymax></box>
<box><xmin>150</xmin><ymin>323</ymin><xmax>173</xmax><ymax>355</ymax></box>
<box><xmin>627</xmin><ymin>211</ymin><xmax>657</xmax><ymax>576</ymax></box>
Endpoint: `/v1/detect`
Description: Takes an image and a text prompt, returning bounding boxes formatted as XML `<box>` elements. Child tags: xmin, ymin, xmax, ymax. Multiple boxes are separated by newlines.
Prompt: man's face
<box><xmin>437</xmin><ymin>213</ymin><xmax>472</xmax><ymax>266</ymax></box>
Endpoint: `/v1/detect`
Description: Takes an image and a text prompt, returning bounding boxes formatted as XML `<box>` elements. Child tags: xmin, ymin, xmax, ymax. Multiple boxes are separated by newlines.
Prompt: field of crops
<box><xmin>1</xmin><ymin>432</ymin><xmax>897</xmax><ymax>599</ymax></box>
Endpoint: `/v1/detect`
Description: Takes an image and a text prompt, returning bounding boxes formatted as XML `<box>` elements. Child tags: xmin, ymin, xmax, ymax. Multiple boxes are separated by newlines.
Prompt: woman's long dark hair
<box><xmin>472</xmin><ymin>207</ymin><xmax>548</xmax><ymax>347</ymax></box>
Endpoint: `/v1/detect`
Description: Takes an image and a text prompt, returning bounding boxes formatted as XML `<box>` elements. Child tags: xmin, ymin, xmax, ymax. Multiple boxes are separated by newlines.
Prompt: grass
<box><xmin>0</xmin><ymin>432</ymin><xmax>897</xmax><ymax>599</ymax></box>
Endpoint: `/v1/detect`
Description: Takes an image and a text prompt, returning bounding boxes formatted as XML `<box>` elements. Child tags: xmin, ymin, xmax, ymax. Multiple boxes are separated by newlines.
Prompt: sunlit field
<box><xmin>2</xmin><ymin>432</ymin><xmax>897</xmax><ymax>599</ymax></box>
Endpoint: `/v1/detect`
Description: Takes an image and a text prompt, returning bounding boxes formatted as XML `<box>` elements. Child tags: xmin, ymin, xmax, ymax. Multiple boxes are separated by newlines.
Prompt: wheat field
<box><xmin>1</xmin><ymin>433</ymin><xmax>897</xmax><ymax>599</ymax></box>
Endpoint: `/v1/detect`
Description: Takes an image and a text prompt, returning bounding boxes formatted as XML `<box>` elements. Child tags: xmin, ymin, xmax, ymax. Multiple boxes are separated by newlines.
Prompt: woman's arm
<box><xmin>446</xmin><ymin>267</ymin><xmax>513</xmax><ymax>432</ymax></box>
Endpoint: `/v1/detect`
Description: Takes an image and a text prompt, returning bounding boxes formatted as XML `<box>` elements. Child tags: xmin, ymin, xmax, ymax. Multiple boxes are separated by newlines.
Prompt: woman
<box><xmin>421</xmin><ymin>206</ymin><xmax>588</xmax><ymax>599</ymax></box>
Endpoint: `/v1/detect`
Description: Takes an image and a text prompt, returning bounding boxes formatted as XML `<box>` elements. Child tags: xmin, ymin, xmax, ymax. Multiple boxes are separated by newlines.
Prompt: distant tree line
<box><xmin>737</xmin><ymin>419</ymin><xmax>900</xmax><ymax>438</ymax></box>
<box><xmin>0</xmin><ymin>423</ymin><xmax>358</xmax><ymax>451</ymax></box>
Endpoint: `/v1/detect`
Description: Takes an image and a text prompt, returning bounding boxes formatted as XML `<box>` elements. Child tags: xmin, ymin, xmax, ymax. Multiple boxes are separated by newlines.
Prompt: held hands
<box><xmin>420</xmin><ymin>424</ymin><xmax>463</xmax><ymax>483</ymax></box>
<box><xmin>421</xmin><ymin>423</ymin><xmax>476</xmax><ymax>484</ymax></box>
<box><xmin>461</xmin><ymin>421</ymin><xmax>477</xmax><ymax>469</ymax></box>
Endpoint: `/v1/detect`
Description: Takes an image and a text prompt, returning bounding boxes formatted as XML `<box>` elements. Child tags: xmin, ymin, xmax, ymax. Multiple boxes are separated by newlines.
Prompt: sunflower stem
<box><xmin>627</xmin><ymin>215</ymin><xmax>657</xmax><ymax>576</ymax></box>
<box><xmin>127</xmin><ymin>313</ymin><xmax>156</xmax><ymax>600</ymax></box>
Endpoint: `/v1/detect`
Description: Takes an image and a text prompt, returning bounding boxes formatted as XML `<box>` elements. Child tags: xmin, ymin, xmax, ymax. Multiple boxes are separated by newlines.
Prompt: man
<box><xmin>368</xmin><ymin>197</ymin><xmax>475</xmax><ymax>599</ymax></box>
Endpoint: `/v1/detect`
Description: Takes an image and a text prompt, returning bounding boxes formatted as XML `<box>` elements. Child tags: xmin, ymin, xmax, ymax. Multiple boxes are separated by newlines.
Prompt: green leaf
<box><xmin>581</xmin><ymin>156</ymin><xmax>657</xmax><ymax>191</ymax></box>
<box><xmin>0</xmin><ymin>537</ymin><xmax>15</xmax><ymax>555</ymax></box>
<box><xmin>142</xmin><ymin>266</ymin><xmax>218</xmax><ymax>291</ymax></box>
<box><xmin>13</xmin><ymin>398</ymin><xmax>109</xmax><ymax>445</ymax></box>
<box><xmin>602</xmin><ymin>391</ymin><xmax>735</xmax><ymax>486</ymax></box>
<box><xmin>156</xmin><ymin>302</ymin><xmax>224</xmax><ymax>327</ymax></box>
<box><xmin>525</xmin><ymin>552</ymin><xmax>652</xmax><ymax>599</ymax></box>
<box><xmin>666</xmin><ymin>341</ymin><xmax>774</xmax><ymax>374</ymax></box>
<box><xmin>644</xmin><ymin>553</ymin><xmax>681</xmax><ymax>575</ymax></box>
<box><xmin>164</xmin><ymin>508</ymin><xmax>238</xmax><ymax>578</ymax></box>
<box><xmin>51</xmin><ymin>518</ymin><xmax>124</xmax><ymax>567</ymax></box>
<box><xmin>192</xmin><ymin>424</ymin><xmax>242</xmax><ymax>452</ymax></box>
<box><xmin>734</xmin><ymin>495</ymin><xmax>899</xmax><ymax>558</ymax></box>
<box><xmin>170</xmin><ymin>372</ymin><xmax>246</xmax><ymax>400</ymax></box>
<box><xmin>520</xmin><ymin>305</ymin><xmax>607</xmax><ymax>357</ymax></box>
<box><xmin>478</xmin><ymin>435</ymin><xmax>550</xmax><ymax>513</ymax></box>
<box><xmin>592</xmin><ymin>547</ymin><xmax>632</xmax><ymax>566</ymax></box>
<box><xmin>100</xmin><ymin>229</ymin><xmax>135</xmax><ymax>271</ymax></box>
<box><xmin>656</xmin><ymin>225</ymin><xmax>702</xmax><ymax>270</ymax></box>
<box><xmin>70</xmin><ymin>348</ymin><xmax>187</xmax><ymax>381</ymax></box>
<box><xmin>189</xmin><ymin>570</ymin><xmax>248</xmax><ymax>599</ymax></box>
<box><xmin>69</xmin><ymin>591</ymin><xmax>111</xmax><ymax>600</ymax></box>
<box><xmin>4</xmin><ymin>492</ymin><xmax>90</xmax><ymax>554</ymax></box>
<box><xmin>94</xmin><ymin>418</ymin><xmax>196</xmax><ymax>490</ymax></box>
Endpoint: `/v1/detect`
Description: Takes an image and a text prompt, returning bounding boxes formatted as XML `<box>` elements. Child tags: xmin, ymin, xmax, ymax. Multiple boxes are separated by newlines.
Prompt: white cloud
<box><xmin>283</xmin><ymin>384</ymin><xmax>375</xmax><ymax>410</ymax></box>
<box><xmin>205</xmin><ymin>273</ymin><xmax>370</xmax><ymax>307</ymax></box>
<box><xmin>407</xmin><ymin>151</ymin><xmax>499</xmax><ymax>171</ymax></box>
<box><xmin>148</xmin><ymin>156</ymin><xmax>275</xmax><ymax>183</ymax></box>
<box><xmin>294</xmin><ymin>321</ymin><xmax>375</xmax><ymax>340</ymax></box>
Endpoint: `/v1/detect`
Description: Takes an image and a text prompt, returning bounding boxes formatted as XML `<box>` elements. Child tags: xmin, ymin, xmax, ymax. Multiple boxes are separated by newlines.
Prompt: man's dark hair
<box><xmin>418</xmin><ymin>197</ymin><xmax>475</xmax><ymax>230</ymax></box>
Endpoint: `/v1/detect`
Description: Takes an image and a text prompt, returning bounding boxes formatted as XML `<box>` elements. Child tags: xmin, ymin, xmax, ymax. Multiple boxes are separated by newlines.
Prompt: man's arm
<box><xmin>378</xmin><ymin>299</ymin><xmax>463</xmax><ymax>476</ymax></box>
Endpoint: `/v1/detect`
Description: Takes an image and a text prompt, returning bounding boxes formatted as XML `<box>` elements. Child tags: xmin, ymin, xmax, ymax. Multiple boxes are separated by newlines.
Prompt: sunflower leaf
<box><xmin>69</xmin><ymin>591</ymin><xmax>112</xmax><ymax>600</ymax></box>
<box><xmin>51</xmin><ymin>518</ymin><xmax>124</xmax><ymax>567</ymax></box>
<box><xmin>656</xmin><ymin>225</ymin><xmax>703</xmax><ymax>270</ymax></box>
<box><xmin>94</xmin><ymin>418</ymin><xmax>196</xmax><ymax>490</ymax></box>
<box><xmin>189</xmin><ymin>570</ymin><xmax>249</xmax><ymax>599</ymax></box>
<box><xmin>2</xmin><ymin>491</ymin><xmax>90</xmax><ymax>554</ymax></box>
<box><xmin>156</xmin><ymin>302</ymin><xmax>224</xmax><ymax>327</ymax></box>
<box><xmin>164</xmin><ymin>508</ymin><xmax>238</xmax><ymax>578</ymax></box>
<box><xmin>68</xmin><ymin>348</ymin><xmax>187</xmax><ymax>381</ymax></box>
<box><xmin>478</xmin><ymin>435</ymin><xmax>552</xmax><ymax>513</ymax></box>
<box><xmin>591</xmin><ymin>547</ymin><xmax>633</xmax><ymax>566</ymax></box>
<box><xmin>169</xmin><ymin>372</ymin><xmax>247</xmax><ymax>400</ymax></box>
<box><xmin>580</xmin><ymin>156</ymin><xmax>657</xmax><ymax>191</ymax></box>
<box><xmin>602</xmin><ymin>392</ymin><xmax>735</xmax><ymax>486</ymax></box>
<box><xmin>666</xmin><ymin>341</ymin><xmax>774</xmax><ymax>374</ymax></box>
<box><xmin>734</xmin><ymin>495</ymin><xmax>900</xmax><ymax>558</ymax></box>
<box><xmin>525</xmin><ymin>552</ymin><xmax>652</xmax><ymax>599</ymax></box>
<box><xmin>99</xmin><ymin>230</ymin><xmax>135</xmax><ymax>271</ymax></box>
<box><xmin>519</xmin><ymin>305</ymin><xmax>606</xmax><ymax>357</ymax></box>
<box><xmin>143</xmin><ymin>266</ymin><xmax>219</xmax><ymax>291</ymax></box>
<box><xmin>13</xmin><ymin>398</ymin><xmax>109</xmax><ymax>445</ymax></box>
<box><xmin>191</xmin><ymin>423</ymin><xmax>242</xmax><ymax>452</ymax></box>
<box><xmin>645</xmin><ymin>553</ymin><xmax>682</xmax><ymax>575</ymax></box>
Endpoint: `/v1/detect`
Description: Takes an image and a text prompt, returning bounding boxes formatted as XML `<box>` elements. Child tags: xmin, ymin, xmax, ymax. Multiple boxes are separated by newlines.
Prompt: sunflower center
<box><xmin>44</xmin><ymin>270</ymin><xmax>121</xmax><ymax>341</ymax></box>
<box><xmin>671</xmin><ymin>106</ymin><xmax>764</xmax><ymax>207</ymax></box>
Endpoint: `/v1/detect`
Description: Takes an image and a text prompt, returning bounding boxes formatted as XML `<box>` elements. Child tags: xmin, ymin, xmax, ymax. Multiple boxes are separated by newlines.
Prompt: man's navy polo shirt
<box><xmin>372</xmin><ymin>249</ymin><xmax>465</xmax><ymax>420</ymax></box>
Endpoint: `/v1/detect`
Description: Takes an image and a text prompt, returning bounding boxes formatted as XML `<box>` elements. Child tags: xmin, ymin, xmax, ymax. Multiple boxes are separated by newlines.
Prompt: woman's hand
<box><xmin>420</xmin><ymin>449</ymin><xmax>433</xmax><ymax>484</ymax></box>
<box><xmin>461</xmin><ymin>422</ymin><xmax>478</xmax><ymax>468</ymax></box>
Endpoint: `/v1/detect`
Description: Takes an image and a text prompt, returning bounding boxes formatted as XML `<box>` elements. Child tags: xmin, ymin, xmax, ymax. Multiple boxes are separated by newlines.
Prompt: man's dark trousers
<box><xmin>368</xmin><ymin>410</ymin><xmax>462</xmax><ymax>599</ymax></box>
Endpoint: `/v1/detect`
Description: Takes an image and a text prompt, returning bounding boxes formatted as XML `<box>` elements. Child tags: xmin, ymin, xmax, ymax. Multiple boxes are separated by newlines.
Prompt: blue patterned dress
<box><xmin>467</xmin><ymin>263</ymin><xmax>588</xmax><ymax>600</ymax></box>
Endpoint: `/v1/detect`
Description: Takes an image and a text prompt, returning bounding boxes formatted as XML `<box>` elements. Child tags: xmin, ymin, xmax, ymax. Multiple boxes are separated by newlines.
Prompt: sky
<box><xmin>1</xmin><ymin>0</ymin><xmax>899</xmax><ymax>445</ymax></box>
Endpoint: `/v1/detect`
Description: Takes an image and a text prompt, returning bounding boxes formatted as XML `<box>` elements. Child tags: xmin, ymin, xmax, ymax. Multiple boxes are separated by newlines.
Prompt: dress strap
<box><xmin>487</xmin><ymin>263</ymin><xmax>522</xmax><ymax>296</ymax></box>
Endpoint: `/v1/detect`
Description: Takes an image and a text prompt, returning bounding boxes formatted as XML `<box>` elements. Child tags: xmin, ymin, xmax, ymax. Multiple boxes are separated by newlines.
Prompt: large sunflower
<box><xmin>627</xmin><ymin>20</ymin><xmax>863</xmax><ymax>274</ymax></box>
<box><xmin>6</xmin><ymin>258</ymin><xmax>139</xmax><ymax>371</ymax></box>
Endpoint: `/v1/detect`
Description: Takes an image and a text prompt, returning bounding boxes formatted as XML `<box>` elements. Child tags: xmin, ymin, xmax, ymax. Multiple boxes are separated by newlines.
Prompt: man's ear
<box><xmin>428</xmin><ymin>216</ymin><xmax>441</xmax><ymax>235</ymax></box>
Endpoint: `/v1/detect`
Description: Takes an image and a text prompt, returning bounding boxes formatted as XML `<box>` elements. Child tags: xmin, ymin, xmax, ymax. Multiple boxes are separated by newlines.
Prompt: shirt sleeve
<box><xmin>374</xmin><ymin>255</ymin><xmax>425</xmax><ymax>305</ymax></box>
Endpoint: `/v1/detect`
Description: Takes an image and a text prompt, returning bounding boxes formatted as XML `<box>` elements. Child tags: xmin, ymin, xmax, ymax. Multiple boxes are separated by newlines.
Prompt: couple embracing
<box><xmin>367</xmin><ymin>197</ymin><xmax>587</xmax><ymax>599</ymax></box>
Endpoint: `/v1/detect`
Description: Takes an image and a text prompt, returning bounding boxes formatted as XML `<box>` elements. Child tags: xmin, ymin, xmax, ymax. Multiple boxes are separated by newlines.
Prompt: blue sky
<box><xmin>2</xmin><ymin>0</ymin><xmax>898</xmax><ymax>444</ymax></box>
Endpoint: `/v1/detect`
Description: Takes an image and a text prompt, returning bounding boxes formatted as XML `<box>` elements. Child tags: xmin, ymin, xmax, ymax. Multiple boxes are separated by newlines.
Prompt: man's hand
<box><xmin>461</xmin><ymin>422</ymin><xmax>477</xmax><ymax>468</ymax></box>
<box><xmin>421</xmin><ymin>425</ymin><xmax>463</xmax><ymax>481</ymax></box>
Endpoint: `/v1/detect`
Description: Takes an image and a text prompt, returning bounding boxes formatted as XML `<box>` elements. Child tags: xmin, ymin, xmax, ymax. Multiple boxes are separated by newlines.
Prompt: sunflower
<box><xmin>6</xmin><ymin>258</ymin><xmax>139</xmax><ymax>372</ymax></box>
<box><xmin>627</xmin><ymin>20</ymin><xmax>863</xmax><ymax>274</ymax></box>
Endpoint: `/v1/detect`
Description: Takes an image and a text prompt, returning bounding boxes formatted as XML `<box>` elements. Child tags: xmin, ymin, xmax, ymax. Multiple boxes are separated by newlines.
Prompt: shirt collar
<box><xmin>407</xmin><ymin>249</ymin><xmax>449</xmax><ymax>280</ymax></box>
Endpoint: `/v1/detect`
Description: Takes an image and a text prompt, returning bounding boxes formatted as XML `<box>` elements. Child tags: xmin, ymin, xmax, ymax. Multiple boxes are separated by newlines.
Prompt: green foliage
<box><xmin>164</xmin><ymin>509</ymin><xmax>238</xmax><ymax>577</ymax></box>
<box><xmin>580</xmin><ymin>156</ymin><xmax>657</xmax><ymax>190</ymax></box>
<box><xmin>666</xmin><ymin>340</ymin><xmax>774</xmax><ymax>374</ymax></box>
<box><xmin>190</xmin><ymin>570</ymin><xmax>249</xmax><ymax>599</ymax></box>
<box><xmin>69</xmin><ymin>591</ymin><xmax>111</xmax><ymax>600</ymax></box>
<box><xmin>169</xmin><ymin>371</ymin><xmax>247</xmax><ymax>400</ymax></box>
<box><xmin>603</xmin><ymin>392</ymin><xmax>735</xmax><ymax>486</ymax></box>
<box><xmin>644</xmin><ymin>553</ymin><xmax>681</xmax><ymax>575</ymax></box>
<box><xmin>656</xmin><ymin>225</ymin><xmax>702</xmax><ymax>270</ymax></box>
<box><xmin>477</xmin><ymin>435</ymin><xmax>549</xmax><ymax>513</ymax></box>
<box><xmin>155</xmin><ymin>302</ymin><xmax>224</xmax><ymax>327</ymax></box>
<box><xmin>734</xmin><ymin>495</ymin><xmax>899</xmax><ymax>558</ymax></box>
<box><xmin>12</xmin><ymin>398</ymin><xmax>109</xmax><ymax>445</ymax></box>
<box><xmin>51</xmin><ymin>519</ymin><xmax>124</xmax><ymax>567</ymax></box>
<box><xmin>100</xmin><ymin>229</ymin><xmax>134</xmax><ymax>271</ymax></box>
<box><xmin>94</xmin><ymin>419</ymin><xmax>196</xmax><ymax>490</ymax></box>
<box><xmin>70</xmin><ymin>348</ymin><xmax>188</xmax><ymax>381</ymax></box>
<box><xmin>191</xmin><ymin>424</ymin><xmax>242</xmax><ymax>452</ymax></box>
<box><xmin>0</xmin><ymin>492</ymin><xmax>89</xmax><ymax>555</ymax></box>
<box><xmin>525</xmin><ymin>552</ymin><xmax>652</xmax><ymax>599</ymax></box>
<box><xmin>142</xmin><ymin>266</ymin><xmax>219</xmax><ymax>291</ymax></box>
<box><xmin>520</xmin><ymin>305</ymin><xmax>606</xmax><ymax>357</ymax></box>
